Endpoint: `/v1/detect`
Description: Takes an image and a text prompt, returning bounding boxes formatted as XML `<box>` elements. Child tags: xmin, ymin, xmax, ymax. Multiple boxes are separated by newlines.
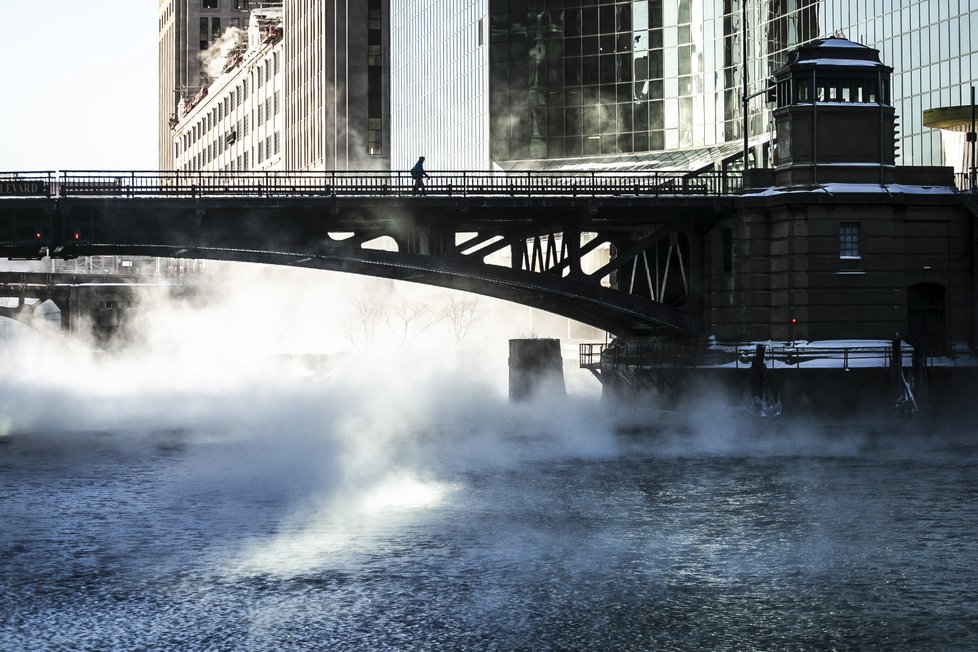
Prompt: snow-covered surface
<box><xmin>696</xmin><ymin>339</ymin><xmax>978</xmax><ymax>370</ymax></box>
<box><xmin>743</xmin><ymin>183</ymin><xmax>956</xmax><ymax>196</ymax></box>
<box><xmin>812</xmin><ymin>38</ymin><xmax>870</xmax><ymax>50</ymax></box>
<box><xmin>794</xmin><ymin>58</ymin><xmax>883</xmax><ymax>68</ymax></box>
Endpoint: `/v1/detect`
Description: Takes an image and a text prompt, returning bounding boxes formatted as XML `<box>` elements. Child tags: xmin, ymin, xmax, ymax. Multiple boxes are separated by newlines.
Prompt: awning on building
<box><xmin>495</xmin><ymin>135</ymin><xmax>770</xmax><ymax>173</ymax></box>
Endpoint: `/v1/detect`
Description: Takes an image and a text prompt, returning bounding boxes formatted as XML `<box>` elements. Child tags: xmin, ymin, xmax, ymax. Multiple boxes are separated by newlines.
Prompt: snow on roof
<box><xmin>742</xmin><ymin>183</ymin><xmax>956</xmax><ymax>197</ymax></box>
<box><xmin>793</xmin><ymin>58</ymin><xmax>886</xmax><ymax>68</ymax></box>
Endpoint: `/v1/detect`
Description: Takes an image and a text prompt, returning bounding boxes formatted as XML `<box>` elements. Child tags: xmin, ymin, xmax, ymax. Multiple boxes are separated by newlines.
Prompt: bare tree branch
<box><xmin>442</xmin><ymin>296</ymin><xmax>483</xmax><ymax>344</ymax></box>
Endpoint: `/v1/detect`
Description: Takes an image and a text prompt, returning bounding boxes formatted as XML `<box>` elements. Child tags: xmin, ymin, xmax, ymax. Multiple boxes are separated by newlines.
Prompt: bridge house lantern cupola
<box><xmin>771</xmin><ymin>37</ymin><xmax>895</xmax><ymax>186</ymax></box>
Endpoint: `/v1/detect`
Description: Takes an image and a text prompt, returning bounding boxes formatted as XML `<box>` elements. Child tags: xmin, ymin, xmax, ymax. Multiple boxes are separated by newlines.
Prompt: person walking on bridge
<box><xmin>411</xmin><ymin>156</ymin><xmax>429</xmax><ymax>196</ymax></box>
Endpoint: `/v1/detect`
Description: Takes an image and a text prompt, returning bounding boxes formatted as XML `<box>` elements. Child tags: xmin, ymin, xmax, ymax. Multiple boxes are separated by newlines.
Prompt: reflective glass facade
<box><xmin>822</xmin><ymin>1</ymin><xmax>978</xmax><ymax>166</ymax></box>
<box><xmin>487</xmin><ymin>1</ymin><xmax>819</xmax><ymax>163</ymax></box>
<box><xmin>391</xmin><ymin>1</ymin><xmax>976</xmax><ymax>171</ymax></box>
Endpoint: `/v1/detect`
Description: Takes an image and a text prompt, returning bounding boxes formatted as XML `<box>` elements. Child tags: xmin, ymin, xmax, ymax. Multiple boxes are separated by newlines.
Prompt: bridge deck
<box><xmin>0</xmin><ymin>170</ymin><xmax>742</xmax><ymax>199</ymax></box>
<box><xmin>0</xmin><ymin>170</ymin><xmax>745</xmax><ymax>337</ymax></box>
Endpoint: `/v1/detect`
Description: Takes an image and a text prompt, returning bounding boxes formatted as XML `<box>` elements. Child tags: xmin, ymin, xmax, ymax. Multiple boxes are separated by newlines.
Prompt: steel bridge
<box><xmin>0</xmin><ymin>170</ymin><xmax>740</xmax><ymax>337</ymax></box>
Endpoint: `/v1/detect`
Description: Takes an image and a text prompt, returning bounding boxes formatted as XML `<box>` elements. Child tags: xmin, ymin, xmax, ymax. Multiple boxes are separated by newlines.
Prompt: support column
<box><xmin>508</xmin><ymin>338</ymin><xmax>566</xmax><ymax>401</ymax></box>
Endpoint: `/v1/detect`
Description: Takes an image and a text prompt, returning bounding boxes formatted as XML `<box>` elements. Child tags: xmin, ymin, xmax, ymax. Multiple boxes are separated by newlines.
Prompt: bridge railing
<box><xmin>580</xmin><ymin>341</ymin><xmax>925</xmax><ymax>371</ymax></box>
<box><xmin>954</xmin><ymin>172</ymin><xmax>977</xmax><ymax>192</ymax></box>
<box><xmin>0</xmin><ymin>172</ymin><xmax>55</xmax><ymax>197</ymax></box>
<box><xmin>0</xmin><ymin>170</ymin><xmax>743</xmax><ymax>198</ymax></box>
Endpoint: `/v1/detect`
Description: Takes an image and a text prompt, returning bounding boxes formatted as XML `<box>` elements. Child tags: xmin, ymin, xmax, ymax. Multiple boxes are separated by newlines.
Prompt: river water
<box><xmin>2</xmin><ymin>394</ymin><xmax>978</xmax><ymax>651</ymax></box>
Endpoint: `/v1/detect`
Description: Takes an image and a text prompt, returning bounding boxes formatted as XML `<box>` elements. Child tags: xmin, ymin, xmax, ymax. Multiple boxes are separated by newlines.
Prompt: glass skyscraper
<box><xmin>391</xmin><ymin>1</ymin><xmax>977</xmax><ymax>174</ymax></box>
<box><xmin>485</xmin><ymin>1</ymin><xmax>819</xmax><ymax>163</ymax></box>
<box><xmin>821</xmin><ymin>1</ymin><xmax>977</xmax><ymax>168</ymax></box>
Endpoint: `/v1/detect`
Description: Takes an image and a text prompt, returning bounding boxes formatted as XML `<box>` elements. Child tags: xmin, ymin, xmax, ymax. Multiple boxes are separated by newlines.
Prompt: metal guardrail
<box><xmin>0</xmin><ymin>172</ymin><xmax>54</xmax><ymax>197</ymax></box>
<box><xmin>580</xmin><ymin>341</ymin><xmax>933</xmax><ymax>371</ymax></box>
<box><xmin>954</xmin><ymin>172</ymin><xmax>977</xmax><ymax>192</ymax></box>
<box><xmin>0</xmin><ymin>170</ymin><xmax>742</xmax><ymax>199</ymax></box>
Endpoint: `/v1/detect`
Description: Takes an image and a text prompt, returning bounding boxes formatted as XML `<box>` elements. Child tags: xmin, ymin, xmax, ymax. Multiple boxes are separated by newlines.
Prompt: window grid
<box><xmin>839</xmin><ymin>222</ymin><xmax>861</xmax><ymax>258</ymax></box>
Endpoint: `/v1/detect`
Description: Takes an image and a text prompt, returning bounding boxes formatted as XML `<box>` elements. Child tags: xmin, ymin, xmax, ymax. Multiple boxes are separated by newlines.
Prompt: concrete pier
<box><xmin>508</xmin><ymin>338</ymin><xmax>566</xmax><ymax>401</ymax></box>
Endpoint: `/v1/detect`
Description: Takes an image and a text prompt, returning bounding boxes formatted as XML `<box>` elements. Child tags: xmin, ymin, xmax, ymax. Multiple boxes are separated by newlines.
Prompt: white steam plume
<box><xmin>199</xmin><ymin>27</ymin><xmax>245</xmax><ymax>81</ymax></box>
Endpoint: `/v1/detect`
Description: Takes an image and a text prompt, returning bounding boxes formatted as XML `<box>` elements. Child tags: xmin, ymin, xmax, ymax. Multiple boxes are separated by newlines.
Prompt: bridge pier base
<box><xmin>508</xmin><ymin>338</ymin><xmax>566</xmax><ymax>402</ymax></box>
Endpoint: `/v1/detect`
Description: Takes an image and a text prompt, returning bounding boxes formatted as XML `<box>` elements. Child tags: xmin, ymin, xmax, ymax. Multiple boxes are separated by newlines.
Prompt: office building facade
<box><xmin>820</xmin><ymin>1</ymin><xmax>978</xmax><ymax>172</ymax></box>
<box><xmin>165</xmin><ymin>0</ymin><xmax>390</xmax><ymax>172</ymax></box>
<box><xmin>391</xmin><ymin>0</ymin><xmax>490</xmax><ymax>170</ymax></box>
<box><xmin>174</xmin><ymin>7</ymin><xmax>285</xmax><ymax>172</ymax></box>
<box><xmin>158</xmin><ymin>0</ymin><xmax>254</xmax><ymax>170</ymax></box>
<box><xmin>284</xmin><ymin>0</ymin><xmax>391</xmax><ymax>170</ymax></box>
<box><xmin>391</xmin><ymin>1</ymin><xmax>977</xmax><ymax>174</ymax></box>
<box><xmin>391</xmin><ymin>0</ymin><xmax>820</xmax><ymax>170</ymax></box>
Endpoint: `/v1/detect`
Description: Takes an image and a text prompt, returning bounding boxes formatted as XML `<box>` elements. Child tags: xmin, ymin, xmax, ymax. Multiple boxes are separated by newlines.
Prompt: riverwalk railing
<box><xmin>0</xmin><ymin>170</ymin><xmax>742</xmax><ymax>199</ymax></box>
<box><xmin>579</xmin><ymin>341</ymin><xmax>969</xmax><ymax>371</ymax></box>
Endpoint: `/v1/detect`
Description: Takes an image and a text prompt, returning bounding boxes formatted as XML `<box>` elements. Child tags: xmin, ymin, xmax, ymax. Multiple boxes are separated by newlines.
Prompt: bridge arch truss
<box><xmin>0</xmin><ymin>175</ymin><xmax>736</xmax><ymax>337</ymax></box>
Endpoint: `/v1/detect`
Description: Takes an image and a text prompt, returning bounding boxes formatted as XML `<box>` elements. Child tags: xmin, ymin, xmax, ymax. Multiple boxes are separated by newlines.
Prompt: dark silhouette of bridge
<box><xmin>0</xmin><ymin>170</ymin><xmax>741</xmax><ymax>336</ymax></box>
<box><xmin>0</xmin><ymin>271</ymin><xmax>159</xmax><ymax>334</ymax></box>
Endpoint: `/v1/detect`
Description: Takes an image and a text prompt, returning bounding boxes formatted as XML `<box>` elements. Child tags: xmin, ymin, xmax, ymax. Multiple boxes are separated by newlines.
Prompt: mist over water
<box><xmin>2</xmin><ymin>265</ymin><xmax>978</xmax><ymax>650</ymax></box>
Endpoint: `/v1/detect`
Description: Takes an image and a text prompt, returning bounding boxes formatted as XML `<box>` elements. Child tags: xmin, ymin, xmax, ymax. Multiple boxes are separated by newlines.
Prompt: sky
<box><xmin>0</xmin><ymin>0</ymin><xmax>158</xmax><ymax>170</ymax></box>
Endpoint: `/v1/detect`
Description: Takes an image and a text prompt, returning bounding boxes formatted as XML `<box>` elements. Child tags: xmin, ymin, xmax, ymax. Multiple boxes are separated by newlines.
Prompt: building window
<box><xmin>368</xmin><ymin>45</ymin><xmax>381</xmax><ymax>67</ymax></box>
<box><xmin>839</xmin><ymin>223</ymin><xmax>861</xmax><ymax>258</ymax></box>
<box><xmin>203</xmin><ymin>0</ymin><xmax>218</xmax><ymax>9</ymax></box>
<box><xmin>368</xmin><ymin>118</ymin><xmax>382</xmax><ymax>156</ymax></box>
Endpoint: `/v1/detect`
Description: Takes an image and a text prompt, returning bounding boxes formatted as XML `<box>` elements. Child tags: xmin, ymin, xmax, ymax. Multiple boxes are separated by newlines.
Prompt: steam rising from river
<box><xmin>0</xmin><ymin>264</ymin><xmax>617</xmax><ymax>575</ymax></box>
<box><xmin>0</xmin><ymin>264</ymin><xmax>956</xmax><ymax>579</ymax></box>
